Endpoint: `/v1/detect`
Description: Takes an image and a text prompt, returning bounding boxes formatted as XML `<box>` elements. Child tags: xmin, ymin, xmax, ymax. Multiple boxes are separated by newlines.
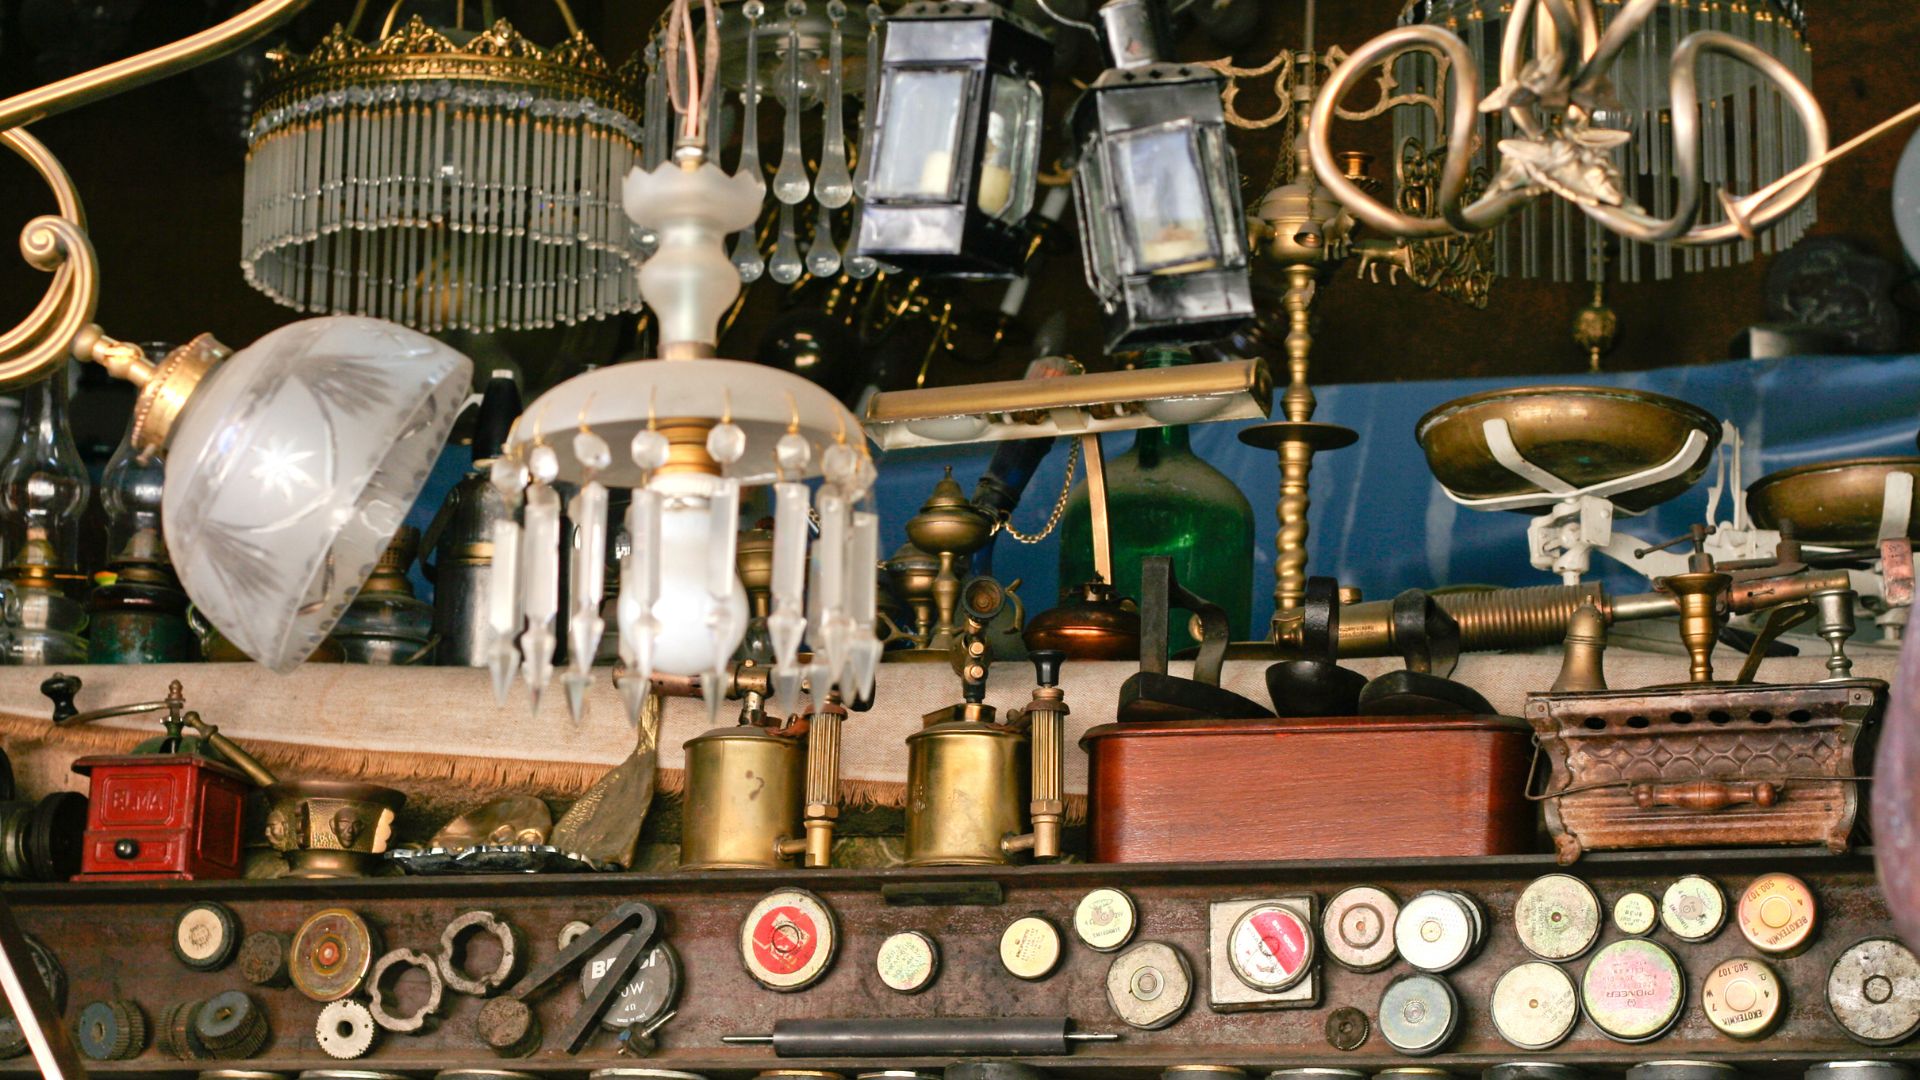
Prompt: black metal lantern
<box><xmin>853</xmin><ymin>1</ymin><xmax>1053</xmax><ymax>278</ymax></box>
<box><xmin>1069</xmin><ymin>0</ymin><xmax>1254</xmax><ymax>351</ymax></box>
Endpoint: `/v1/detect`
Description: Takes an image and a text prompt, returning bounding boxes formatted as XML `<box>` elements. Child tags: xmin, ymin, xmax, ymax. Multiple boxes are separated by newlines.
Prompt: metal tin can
<box><xmin>1490</xmin><ymin>961</ymin><xmax>1580</xmax><ymax>1051</ymax></box>
<box><xmin>1378</xmin><ymin>973</ymin><xmax>1460</xmax><ymax>1056</ymax></box>
<box><xmin>1660</xmin><ymin>875</ymin><xmax>1728</xmax><ymax>943</ymax></box>
<box><xmin>1701</xmin><ymin>955</ymin><xmax>1783</xmax><ymax>1039</ymax></box>
<box><xmin>1396</xmin><ymin>892</ymin><xmax>1479</xmax><ymax>973</ymax></box>
<box><xmin>1106</xmin><ymin>941</ymin><xmax>1193</xmax><ymax>1030</ymax></box>
<box><xmin>681</xmin><ymin>727</ymin><xmax>803</xmax><ymax>871</ymax></box>
<box><xmin>875</xmin><ymin>931</ymin><xmax>939</xmax><ymax>994</ymax></box>
<box><xmin>1624</xmin><ymin>1064</ymin><xmax>1739</xmax><ymax>1080</ymax></box>
<box><xmin>1613</xmin><ymin>892</ymin><xmax>1658</xmax><ymax>936</ymax></box>
<box><xmin>740</xmin><ymin>889</ymin><xmax>837</xmax><ymax>992</ymax></box>
<box><xmin>1075</xmin><ymin>887</ymin><xmax>1139</xmax><ymax>952</ymax></box>
<box><xmin>1228</xmin><ymin>902</ymin><xmax>1316</xmax><ymax>991</ymax></box>
<box><xmin>1323</xmin><ymin>886</ymin><xmax>1400</xmax><ymax>972</ymax></box>
<box><xmin>1737</xmin><ymin>873</ymin><xmax>1818</xmax><ymax>956</ymax></box>
<box><xmin>904</xmin><ymin>720</ymin><xmax>1027</xmax><ymax>867</ymax></box>
<box><xmin>1581</xmin><ymin>939</ymin><xmax>1686</xmax><ymax>1043</ymax></box>
<box><xmin>1000</xmin><ymin>915</ymin><xmax>1063</xmax><ymax>981</ymax></box>
<box><xmin>1267</xmin><ymin>1071</ymin><xmax>1366</xmax><ymax>1080</ymax></box>
<box><xmin>1375</xmin><ymin>1069</ymin><xmax>1452</xmax><ymax>1080</ymax></box>
<box><xmin>1805</xmin><ymin>1064</ymin><xmax>1918</xmax><ymax>1080</ymax></box>
<box><xmin>1484</xmin><ymin>1064</ymin><xmax>1588</xmax><ymax>1080</ymax></box>
<box><xmin>1514</xmin><ymin>875</ymin><xmax>1601</xmax><ymax>962</ymax></box>
<box><xmin>1828</xmin><ymin>937</ymin><xmax>1920</xmax><ymax>1046</ymax></box>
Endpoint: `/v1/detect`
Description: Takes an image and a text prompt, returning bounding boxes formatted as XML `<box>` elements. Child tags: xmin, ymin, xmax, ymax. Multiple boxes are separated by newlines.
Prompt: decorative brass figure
<box><xmin>1552</xmin><ymin>602</ymin><xmax>1609</xmax><ymax>693</ymax></box>
<box><xmin>550</xmin><ymin>690</ymin><xmax>660</xmax><ymax>870</ymax></box>
<box><xmin>1641</xmin><ymin>526</ymin><xmax>1731</xmax><ymax>683</ymax></box>
<box><xmin>901</xmin><ymin>469</ymin><xmax>994</xmax><ymax>657</ymax></box>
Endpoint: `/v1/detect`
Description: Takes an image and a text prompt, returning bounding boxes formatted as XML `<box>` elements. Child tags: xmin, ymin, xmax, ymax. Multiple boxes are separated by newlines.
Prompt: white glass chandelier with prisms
<box><xmin>485</xmin><ymin>0</ymin><xmax>881</xmax><ymax>724</ymax></box>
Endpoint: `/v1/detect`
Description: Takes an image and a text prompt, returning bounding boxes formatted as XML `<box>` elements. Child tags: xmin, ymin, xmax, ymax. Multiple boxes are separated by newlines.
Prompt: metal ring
<box><xmin>367</xmin><ymin>948</ymin><xmax>443</xmax><ymax>1034</ymax></box>
<box><xmin>438</xmin><ymin>910</ymin><xmax>524</xmax><ymax>998</ymax></box>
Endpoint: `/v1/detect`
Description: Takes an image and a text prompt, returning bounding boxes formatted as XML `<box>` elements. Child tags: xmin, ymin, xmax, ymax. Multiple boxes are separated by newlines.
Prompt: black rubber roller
<box><xmin>726</xmin><ymin>1016</ymin><xmax>1116</xmax><ymax>1057</ymax></box>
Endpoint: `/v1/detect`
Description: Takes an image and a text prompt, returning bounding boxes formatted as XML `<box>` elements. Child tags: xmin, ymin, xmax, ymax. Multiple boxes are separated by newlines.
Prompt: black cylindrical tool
<box><xmin>724</xmin><ymin>1016</ymin><xmax>1117</xmax><ymax>1058</ymax></box>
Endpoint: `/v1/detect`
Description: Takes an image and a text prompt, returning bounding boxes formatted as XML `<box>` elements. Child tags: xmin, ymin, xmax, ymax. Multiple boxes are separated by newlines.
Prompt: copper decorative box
<box><xmin>1526</xmin><ymin>679</ymin><xmax>1884</xmax><ymax>864</ymax></box>
<box><xmin>1080</xmin><ymin>715</ymin><xmax>1535</xmax><ymax>863</ymax></box>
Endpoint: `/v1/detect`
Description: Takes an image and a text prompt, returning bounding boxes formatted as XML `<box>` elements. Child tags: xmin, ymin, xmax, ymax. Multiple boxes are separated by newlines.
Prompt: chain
<box><xmin>1001</xmin><ymin>439</ymin><xmax>1080</xmax><ymax>544</ymax></box>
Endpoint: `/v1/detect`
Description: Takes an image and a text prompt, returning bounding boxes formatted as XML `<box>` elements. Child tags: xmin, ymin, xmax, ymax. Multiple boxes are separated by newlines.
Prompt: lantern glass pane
<box><xmin>1073</xmin><ymin>142</ymin><xmax>1119</xmax><ymax>301</ymax></box>
<box><xmin>979</xmin><ymin>74</ymin><xmax>1043</xmax><ymax>222</ymax></box>
<box><xmin>1112</xmin><ymin>122</ymin><xmax>1220</xmax><ymax>273</ymax></box>
<box><xmin>870</xmin><ymin>67</ymin><xmax>970</xmax><ymax>201</ymax></box>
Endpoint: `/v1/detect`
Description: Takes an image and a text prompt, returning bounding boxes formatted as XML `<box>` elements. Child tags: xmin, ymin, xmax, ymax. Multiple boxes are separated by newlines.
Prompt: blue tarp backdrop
<box><xmin>407</xmin><ymin>354</ymin><xmax>1920</xmax><ymax>630</ymax></box>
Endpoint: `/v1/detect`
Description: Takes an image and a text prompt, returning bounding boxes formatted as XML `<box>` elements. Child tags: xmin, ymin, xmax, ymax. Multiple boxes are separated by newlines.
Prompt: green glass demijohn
<box><xmin>1058</xmin><ymin>348</ymin><xmax>1255</xmax><ymax>653</ymax></box>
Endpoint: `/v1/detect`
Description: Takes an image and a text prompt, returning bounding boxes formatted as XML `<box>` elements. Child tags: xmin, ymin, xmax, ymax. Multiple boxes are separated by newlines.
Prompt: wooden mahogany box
<box><xmin>1079</xmin><ymin>715</ymin><xmax>1536</xmax><ymax>862</ymax></box>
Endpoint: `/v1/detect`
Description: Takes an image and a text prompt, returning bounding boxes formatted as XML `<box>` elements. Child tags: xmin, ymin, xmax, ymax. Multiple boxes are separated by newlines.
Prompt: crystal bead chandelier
<box><xmin>491</xmin><ymin>0</ymin><xmax>881</xmax><ymax>724</ymax></box>
<box><xmin>241</xmin><ymin>5</ymin><xmax>647</xmax><ymax>332</ymax></box>
<box><xmin>1363</xmin><ymin>0</ymin><xmax>1819</xmax><ymax>282</ymax></box>
<box><xmin>635</xmin><ymin>0</ymin><xmax>880</xmax><ymax>286</ymax></box>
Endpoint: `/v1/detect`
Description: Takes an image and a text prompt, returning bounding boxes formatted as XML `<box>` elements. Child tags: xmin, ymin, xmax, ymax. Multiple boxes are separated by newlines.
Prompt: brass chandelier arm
<box><xmin>0</xmin><ymin>0</ymin><xmax>314</xmax><ymax>134</ymax></box>
<box><xmin>0</xmin><ymin>130</ymin><xmax>100</xmax><ymax>391</ymax></box>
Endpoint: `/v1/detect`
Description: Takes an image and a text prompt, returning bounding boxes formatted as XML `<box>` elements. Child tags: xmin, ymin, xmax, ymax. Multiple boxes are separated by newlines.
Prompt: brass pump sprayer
<box><xmin>1003</xmin><ymin>650</ymin><xmax>1068</xmax><ymax>859</ymax></box>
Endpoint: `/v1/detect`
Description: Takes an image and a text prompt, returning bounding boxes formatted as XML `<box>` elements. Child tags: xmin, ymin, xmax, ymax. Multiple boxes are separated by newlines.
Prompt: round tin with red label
<box><xmin>1581</xmin><ymin>938</ymin><xmax>1686</xmax><ymax>1042</ymax></box>
<box><xmin>740</xmin><ymin>889</ymin><xmax>837</xmax><ymax>991</ymax></box>
<box><xmin>1227</xmin><ymin>903</ymin><xmax>1315</xmax><ymax>992</ymax></box>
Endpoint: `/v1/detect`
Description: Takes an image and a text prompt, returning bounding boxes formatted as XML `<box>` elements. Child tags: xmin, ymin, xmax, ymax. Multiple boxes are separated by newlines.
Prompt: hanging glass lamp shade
<box><xmin>162</xmin><ymin>317</ymin><xmax>472</xmax><ymax>672</ymax></box>
<box><xmin>241</xmin><ymin>14</ymin><xmax>646</xmax><ymax>332</ymax></box>
<box><xmin>853</xmin><ymin>0</ymin><xmax>1053</xmax><ymax>277</ymax></box>
<box><xmin>1069</xmin><ymin>0</ymin><xmax>1253</xmax><ymax>351</ymax></box>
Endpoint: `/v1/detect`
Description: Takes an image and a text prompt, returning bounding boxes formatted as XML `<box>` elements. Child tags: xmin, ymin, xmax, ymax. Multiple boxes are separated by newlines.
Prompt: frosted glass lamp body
<box><xmin>854</xmin><ymin>2</ymin><xmax>1052</xmax><ymax>278</ymax></box>
<box><xmin>162</xmin><ymin>317</ymin><xmax>472</xmax><ymax>672</ymax></box>
<box><xmin>1069</xmin><ymin>64</ymin><xmax>1254</xmax><ymax>351</ymax></box>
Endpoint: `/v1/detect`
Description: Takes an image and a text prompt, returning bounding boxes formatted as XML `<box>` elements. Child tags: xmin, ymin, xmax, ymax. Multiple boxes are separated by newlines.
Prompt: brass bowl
<box><xmin>261</xmin><ymin>780</ymin><xmax>407</xmax><ymax>879</ymax></box>
<box><xmin>1747</xmin><ymin>456</ymin><xmax>1920</xmax><ymax>547</ymax></box>
<box><xmin>1416</xmin><ymin>386</ymin><xmax>1721</xmax><ymax>513</ymax></box>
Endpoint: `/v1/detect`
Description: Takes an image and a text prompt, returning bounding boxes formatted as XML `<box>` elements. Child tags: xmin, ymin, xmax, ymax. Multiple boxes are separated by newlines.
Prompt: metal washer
<box><xmin>1323</xmin><ymin>886</ymin><xmax>1400</xmax><ymax>972</ymax></box>
<box><xmin>1396</xmin><ymin>891</ymin><xmax>1477</xmax><ymax>973</ymax></box>
<box><xmin>1828</xmin><ymin>936</ymin><xmax>1920</xmax><ymax>1045</ymax></box>
<box><xmin>1513</xmin><ymin>874</ymin><xmax>1601</xmax><ymax>961</ymax></box>
<box><xmin>1378</xmin><ymin>972</ymin><xmax>1459</xmax><ymax>1055</ymax></box>
<box><xmin>1491</xmin><ymin>960</ymin><xmax>1580</xmax><ymax>1051</ymax></box>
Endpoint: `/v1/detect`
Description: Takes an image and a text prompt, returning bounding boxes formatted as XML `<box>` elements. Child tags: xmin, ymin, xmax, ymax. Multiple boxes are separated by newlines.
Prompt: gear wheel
<box><xmin>195</xmin><ymin>990</ymin><xmax>268</xmax><ymax>1057</ymax></box>
<box><xmin>74</xmin><ymin>999</ymin><xmax>146</xmax><ymax>1061</ymax></box>
<box><xmin>315</xmin><ymin>999</ymin><xmax>377</xmax><ymax>1060</ymax></box>
<box><xmin>160</xmin><ymin>998</ymin><xmax>211</xmax><ymax>1060</ymax></box>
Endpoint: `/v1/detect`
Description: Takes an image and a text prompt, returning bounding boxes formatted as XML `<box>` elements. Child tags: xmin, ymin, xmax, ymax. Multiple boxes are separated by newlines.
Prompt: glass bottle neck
<box><xmin>1131</xmin><ymin>424</ymin><xmax>1190</xmax><ymax>467</ymax></box>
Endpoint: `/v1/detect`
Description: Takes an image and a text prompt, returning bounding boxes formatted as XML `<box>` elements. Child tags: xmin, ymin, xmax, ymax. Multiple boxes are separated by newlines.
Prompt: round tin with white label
<box><xmin>1490</xmin><ymin>960</ymin><xmax>1580</xmax><ymax>1050</ymax></box>
<box><xmin>1000</xmin><ymin>916</ymin><xmax>1063</xmax><ymax>981</ymax></box>
<box><xmin>1613</xmin><ymin>892</ymin><xmax>1658</xmax><ymax>936</ymax></box>
<box><xmin>1514</xmin><ymin>875</ymin><xmax>1601</xmax><ymax>962</ymax></box>
<box><xmin>1105</xmin><ymin>941</ymin><xmax>1192</xmax><ymax>1030</ymax></box>
<box><xmin>1737</xmin><ymin>872</ymin><xmax>1818</xmax><ymax>956</ymax></box>
<box><xmin>1075</xmin><ymin>888</ymin><xmax>1139</xmax><ymax>952</ymax></box>
<box><xmin>1805</xmin><ymin>1064</ymin><xmax>1917</xmax><ymax>1080</ymax></box>
<box><xmin>1268</xmin><ymin>1070</ymin><xmax>1366</xmax><ymax>1080</ymax></box>
<box><xmin>1323</xmin><ymin>886</ymin><xmax>1399</xmax><ymax>972</ymax></box>
<box><xmin>875</xmin><ymin>931</ymin><xmax>939</xmax><ymax>994</ymax></box>
<box><xmin>1378</xmin><ymin>972</ymin><xmax>1459</xmax><ymax>1056</ymax></box>
<box><xmin>1227</xmin><ymin>903</ymin><xmax>1315</xmax><ymax>992</ymax></box>
<box><xmin>1581</xmin><ymin>938</ymin><xmax>1686</xmax><ymax>1043</ymax></box>
<box><xmin>579</xmin><ymin>937</ymin><xmax>680</xmax><ymax>1030</ymax></box>
<box><xmin>1452</xmin><ymin>891</ymin><xmax>1487</xmax><ymax>949</ymax></box>
<box><xmin>1624</xmin><ymin>1063</ymin><xmax>1740</xmax><ymax>1080</ymax></box>
<box><xmin>1828</xmin><ymin>936</ymin><xmax>1920</xmax><ymax>1045</ymax></box>
<box><xmin>1396</xmin><ymin>892</ymin><xmax>1478</xmax><ymax>973</ymax></box>
<box><xmin>740</xmin><ymin>889</ymin><xmax>837</xmax><ymax>991</ymax></box>
<box><xmin>1702</xmin><ymin>955</ymin><xmax>1783</xmax><ymax>1039</ymax></box>
<box><xmin>1660</xmin><ymin>876</ymin><xmax>1727</xmax><ymax>943</ymax></box>
<box><xmin>174</xmin><ymin>902</ymin><xmax>241</xmax><ymax>972</ymax></box>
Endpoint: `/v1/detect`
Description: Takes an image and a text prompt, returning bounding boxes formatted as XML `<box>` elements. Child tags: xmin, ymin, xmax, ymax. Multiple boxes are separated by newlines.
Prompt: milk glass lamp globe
<box><xmin>161</xmin><ymin>316</ymin><xmax>472</xmax><ymax>672</ymax></box>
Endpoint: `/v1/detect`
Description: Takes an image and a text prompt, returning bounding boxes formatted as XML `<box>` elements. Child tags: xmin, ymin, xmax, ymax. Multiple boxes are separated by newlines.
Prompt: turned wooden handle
<box><xmin>1633</xmin><ymin>779</ymin><xmax>1780</xmax><ymax>811</ymax></box>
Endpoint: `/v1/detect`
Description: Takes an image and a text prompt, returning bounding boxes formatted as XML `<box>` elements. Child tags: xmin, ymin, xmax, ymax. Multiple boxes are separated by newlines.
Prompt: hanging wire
<box><xmin>663</xmin><ymin>0</ymin><xmax>722</xmax><ymax>148</ymax></box>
